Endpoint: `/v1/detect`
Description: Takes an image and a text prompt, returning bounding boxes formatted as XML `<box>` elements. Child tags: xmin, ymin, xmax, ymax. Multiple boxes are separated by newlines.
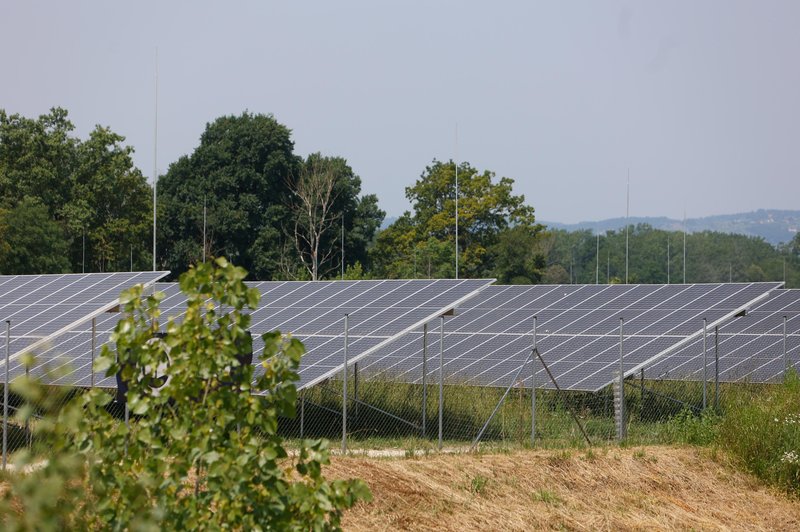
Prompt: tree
<box><xmin>158</xmin><ymin>116</ymin><xmax>384</xmax><ymax>280</ymax></box>
<box><xmin>371</xmin><ymin>160</ymin><xmax>543</xmax><ymax>279</ymax></box>
<box><xmin>286</xmin><ymin>153</ymin><xmax>385</xmax><ymax>281</ymax></box>
<box><xmin>0</xmin><ymin>197</ymin><xmax>70</xmax><ymax>274</ymax></box>
<box><xmin>159</xmin><ymin>113</ymin><xmax>298</xmax><ymax>278</ymax></box>
<box><xmin>0</xmin><ymin>108</ymin><xmax>152</xmax><ymax>273</ymax></box>
<box><xmin>1</xmin><ymin>258</ymin><xmax>370</xmax><ymax>529</ymax></box>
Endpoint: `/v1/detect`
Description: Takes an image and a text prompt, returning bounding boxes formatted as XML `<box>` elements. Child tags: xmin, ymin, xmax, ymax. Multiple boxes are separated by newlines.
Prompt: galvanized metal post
<box><xmin>300</xmin><ymin>389</ymin><xmax>305</xmax><ymax>439</ymax></box>
<box><xmin>531</xmin><ymin>316</ymin><xmax>537</xmax><ymax>446</ymax></box>
<box><xmin>784</xmin><ymin>315</ymin><xmax>789</xmax><ymax>377</ymax></box>
<box><xmin>438</xmin><ymin>315</ymin><xmax>444</xmax><ymax>451</ymax></box>
<box><xmin>3</xmin><ymin>320</ymin><xmax>10</xmax><ymax>470</ymax></box>
<box><xmin>91</xmin><ymin>317</ymin><xmax>96</xmax><ymax>388</ymax></box>
<box><xmin>421</xmin><ymin>323</ymin><xmax>428</xmax><ymax>438</ymax></box>
<box><xmin>702</xmin><ymin>318</ymin><xmax>707</xmax><ymax>410</ymax></box>
<box><xmin>615</xmin><ymin>317</ymin><xmax>626</xmax><ymax>441</ymax></box>
<box><xmin>353</xmin><ymin>362</ymin><xmax>359</xmax><ymax>421</ymax></box>
<box><xmin>342</xmin><ymin>314</ymin><xmax>349</xmax><ymax>453</ymax></box>
<box><xmin>714</xmin><ymin>325</ymin><xmax>720</xmax><ymax>411</ymax></box>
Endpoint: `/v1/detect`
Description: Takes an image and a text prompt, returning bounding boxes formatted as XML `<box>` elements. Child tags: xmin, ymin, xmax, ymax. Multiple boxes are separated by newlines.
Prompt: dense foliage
<box><xmin>158</xmin><ymin>113</ymin><xmax>383</xmax><ymax>279</ymax></box>
<box><xmin>370</xmin><ymin>160</ymin><xmax>546</xmax><ymax>282</ymax></box>
<box><xmin>0</xmin><ymin>258</ymin><xmax>370</xmax><ymax>529</ymax></box>
<box><xmin>542</xmin><ymin>224</ymin><xmax>799</xmax><ymax>287</ymax></box>
<box><xmin>0</xmin><ymin>108</ymin><xmax>153</xmax><ymax>272</ymax></box>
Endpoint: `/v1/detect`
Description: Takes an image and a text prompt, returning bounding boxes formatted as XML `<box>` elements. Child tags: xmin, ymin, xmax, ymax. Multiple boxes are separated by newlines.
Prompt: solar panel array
<box><xmin>645</xmin><ymin>288</ymin><xmax>800</xmax><ymax>384</ymax></box>
<box><xmin>356</xmin><ymin>282</ymin><xmax>781</xmax><ymax>392</ymax></box>
<box><xmin>0</xmin><ymin>272</ymin><xmax>169</xmax><ymax>370</ymax></box>
<box><xmin>13</xmin><ymin>279</ymin><xmax>493</xmax><ymax>390</ymax></box>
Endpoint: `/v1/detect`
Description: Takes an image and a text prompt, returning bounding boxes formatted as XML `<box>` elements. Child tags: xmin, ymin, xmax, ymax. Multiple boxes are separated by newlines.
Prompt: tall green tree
<box><xmin>371</xmin><ymin>159</ymin><xmax>544</xmax><ymax>280</ymax></box>
<box><xmin>0</xmin><ymin>108</ymin><xmax>152</xmax><ymax>273</ymax></box>
<box><xmin>0</xmin><ymin>197</ymin><xmax>70</xmax><ymax>274</ymax></box>
<box><xmin>159</xmin><ymin>116</ymin><xmax>383</xmax><ymax>280</ymax></box>
<box><xmin>158</xmin><ymin>112</ymin><xmax>299</xmax><ymax>278</ymax></box>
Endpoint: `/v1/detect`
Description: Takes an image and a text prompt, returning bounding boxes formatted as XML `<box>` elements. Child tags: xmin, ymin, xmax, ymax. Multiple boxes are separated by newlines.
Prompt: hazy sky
<box><xmin>2</xmin><ymin>1</ymin><xmax>798</xmax><ymax>223</ymax></box>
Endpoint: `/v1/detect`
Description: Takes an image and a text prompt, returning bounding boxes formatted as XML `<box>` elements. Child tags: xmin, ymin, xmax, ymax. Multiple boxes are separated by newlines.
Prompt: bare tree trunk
<box><xmin>287</xmin><ymin>155</ymin><xmax>341</xmax><ymax>281</ymax></box>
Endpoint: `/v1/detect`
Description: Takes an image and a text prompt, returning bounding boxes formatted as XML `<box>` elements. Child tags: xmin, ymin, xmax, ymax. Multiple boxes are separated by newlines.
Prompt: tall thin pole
<box><xmin>784</xmin><ymin>257</ymin><xmax>787</xmax><ymax>286</ymax></box>
<box><xmin>625</xmin><ymin>170</ymin><xmax>630</xmax><ymax>284</ymax></box>
<box><xmin>595</xmin><ymin>234</ymin><xmax>600</xmax><ymax>284</ymax></box>
<box><xmin>82</xmin><ymin>229</ymin><xmax>86</xmax><ymax>273</ymax></box>
<box><xmin>438</xmin><ymin>315</ymin><xmax>444</xmax><ymax>450</ymax></box>
<box><xmin>152</xmin><ymin>47</ymin><xmax>159</xmax><ymax>272</ymax></box>
<box><xmin>683</xmin><ymin>210</ymin><xmax>687</xmax><ymax>283</ymax></box>
<box><xmin>607</xmin><ymin>253</ymin><xmax>610</xmax><ymax>283</ymax></box>
<box><xmin>702</xmin><ymin>318</ymin><xmax>707</xmax><ymax>409</ymax></box>
<box><xmin>454</xmin><ymin>125</ymin><xmax>459</xmax><ymax>280</ymax></box>
<box><xmin>422</xmin><ymin>323</ymin><xmax>428</xmax><ymax>437</ymax></box>
<box><xmin>531</xmin><ymin>316</ymin><xmax>537</xmax><ymax>445</ymax></box>
<box><xmin>667</xmin><ymin>237</ymin><xmax>670</xmax><ymax>284</ymax></box>
<box><xmin>341</xmin><ymin>215</ymin><xmax>345</xmax><ymax>280</ymax></box>
<box><xmin>342</xmin><ymin>314</ymin><xmax>349</xmax><ymax>453</ymax></box>
<box><xmin>202</xmin><ymin>196</ymin><xmax>207</xmax><ymax>263</ymax></box>
<box><xmin>3</xmin><ymin>320</ymin><xmax>10</xmax><ymax>470</ymax></box>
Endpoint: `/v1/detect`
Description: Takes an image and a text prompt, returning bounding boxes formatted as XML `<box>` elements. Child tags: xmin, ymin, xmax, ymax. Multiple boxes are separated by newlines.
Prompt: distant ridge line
<box><xmin>542</xmin><ymin>209</ymin><xmax>800</xmax><ymax>246</ymax></box>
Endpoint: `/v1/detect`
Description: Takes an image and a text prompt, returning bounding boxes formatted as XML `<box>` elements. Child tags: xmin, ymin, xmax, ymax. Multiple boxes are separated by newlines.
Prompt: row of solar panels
<box><xmin>0</xmin><ymin>272</ymin><xmax>795</xmax><ymax>393</ymax></box>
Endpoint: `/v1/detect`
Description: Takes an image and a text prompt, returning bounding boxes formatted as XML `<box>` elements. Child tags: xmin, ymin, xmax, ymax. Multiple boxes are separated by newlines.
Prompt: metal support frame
<box><xmin>353</xmin><ymin>362</ymin><xmax>359</xmax><ymax>421</ymax></box>
<box><xmin>714</xmin><ymin>325</ymin><xmax>720</xmax><ymax>411</ymax></box>
<box><xmin>342</xmin><ymin>314</ymin><xmax>349</xmax><ymax>453</ymax></box>
<box><xmin>300</xmin><ymin>389</ymin><xmax>305</xmax><ymax>439</ymax></box>
<box><xmin>421</xmin><ymin>323</ymin><xmax>428</xmax><ymax>438</ymax></box>
<box><xmin>438</xmin><ymin>316</ymin><xmax>444</xmax><ymax>451</ymax></box>
<box><xmin>702</xmin><ymin>318</ymin><xmax>707</xmax><ymax>410</ymax></box>
<box><xmin>535</xmin><ymin>347</ymin><xmax>592</xmax><ymax>445</ymax></box>
<box><xmin>3</xmin><ymin>320</ymin><xmax>10</xmax><ymax>470</ymax></box>
<box><xmin>616</xmin><ymin>317</ymin><xmax>626</xmax><ymax>441</ymax></box>
<box><xmin>531</xmin><ymin>316</ymin><xmax>537</xmax><ymax>446</ymax></box>
<box><xmin>471</xmin><ymin>349</ymin><xmax>534</xmax><ymax>451</ymax></box>
<box><xmin>784</xmin><ymin>315</ymin><xmax>789</xmax><ymax>377</ymax></box>
<box><xmin>91</xmin><ymin>317</ymin><xmax>96</xmax><ymax>388</ymax></box>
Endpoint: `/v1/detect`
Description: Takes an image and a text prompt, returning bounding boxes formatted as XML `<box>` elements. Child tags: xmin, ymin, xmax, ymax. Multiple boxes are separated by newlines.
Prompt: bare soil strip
<box><xmin>326</xmin><ymin>446</ymin><xmax>800</xmax><ymax>531</ymax></box>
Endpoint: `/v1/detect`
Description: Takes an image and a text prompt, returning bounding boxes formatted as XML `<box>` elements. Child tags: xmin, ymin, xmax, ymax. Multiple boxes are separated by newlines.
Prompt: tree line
<box><xmin>1</xmin><ymin>107</ymin><xmax>798</xmax><ymax>286</ymax></box>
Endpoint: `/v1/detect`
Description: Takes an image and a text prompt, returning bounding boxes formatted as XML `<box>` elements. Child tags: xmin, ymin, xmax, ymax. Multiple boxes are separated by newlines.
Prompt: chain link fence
<box><xmin>4</xmin><ymin>318</ymin><xmax>797</xmax><ymax>467</ymax></box>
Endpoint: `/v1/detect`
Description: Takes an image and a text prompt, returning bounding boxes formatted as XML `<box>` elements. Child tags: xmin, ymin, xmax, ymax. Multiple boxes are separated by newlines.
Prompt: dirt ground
<box><xmin>326</xmin><ymin>446</ymin><xmax>800</xmax><ymax>531</ymax></box>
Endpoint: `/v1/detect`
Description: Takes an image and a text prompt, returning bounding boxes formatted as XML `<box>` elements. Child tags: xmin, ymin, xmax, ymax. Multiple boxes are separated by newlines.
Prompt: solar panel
<box><xmin>0</xmin><ymin>272</ymin><xmax>169</xmax><ymax>371</ymax></box>
<box><xmin>644</xmin><ymin>288</ymin><xmax>800</xmax><ymax>384</ymax></box>
<box><xmin>354</xmin><ymin>282</ymin><xmax>781</xmax><ymax>392</ymax></box>
<box><xmin>15</xmin><ymin>279</ymin><xmax>493</xmax><ymax>390</ymax></box>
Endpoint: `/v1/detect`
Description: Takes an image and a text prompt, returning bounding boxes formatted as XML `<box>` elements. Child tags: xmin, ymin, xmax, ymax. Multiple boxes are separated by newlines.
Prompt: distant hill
<box><xmin>543</xmin><ymin>209</ymin><xmax>800</xmax><ymax>246</ymax></box>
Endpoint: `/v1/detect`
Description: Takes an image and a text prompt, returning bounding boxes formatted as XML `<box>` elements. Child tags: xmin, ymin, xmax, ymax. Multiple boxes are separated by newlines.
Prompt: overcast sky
<box><xmin>2</xmin><ymin>1</ymin><xmax>798</xmax><ymax>223</ymax></box>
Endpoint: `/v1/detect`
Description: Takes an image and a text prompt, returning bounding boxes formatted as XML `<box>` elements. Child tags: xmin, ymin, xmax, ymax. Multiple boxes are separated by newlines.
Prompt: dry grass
<box><xmin>326</xmin><ymin>446</ymin><xmax>800</xmax><ymax>531</ymax></box>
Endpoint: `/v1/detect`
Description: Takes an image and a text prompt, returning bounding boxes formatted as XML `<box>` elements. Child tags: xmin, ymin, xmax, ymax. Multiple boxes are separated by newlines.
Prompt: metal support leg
<box><xmin>616</xmin><ymin>317</ymin><xmax>626</xmax><ymax>442</ymax></box>
<box><xmin>300</xmin><ymin>389</ymin><xmax>305</xmax><ymax>439</ymax></box>
<box><xmin>784</xmin><ymin>315</ymin><xmax>788</xmax><ymax>377</ymax></box>
<box><xmin>531</xmin><ymin>316</ymin><xmax>537</xmax><ymax>446</ymax></box>
<box><xmin>342</xmin><ymin>314</ymin><xmax>349</xmax><ymax>453</ymax></box>
<box><xmin>714</xmin><ymin>325</ymin><xmax>719</xmax><ymax>411</ymax></box>
<box><xmin>91</xmin><ymin>317</ymin><xmax>96</xmax><ymax>388</ymax></box>
<box><xmin>702</xmin><ymin>318</ymin><xmax>707</xmax><ymax>410</ymax></box>
<box><xmin>353</xmin><ymin>361</ymin><xmax>359</xmax><ymax>422</ymax></box>
<box><xmin>422</xmin><ymin>323</ymin><xmax>427</xmax><ymax>438</ymax></box>
<box><xmin>640</xmin><ymin>368</ymin><xmax>644</xmax><ymax>405</ymax></box>
<box><xmin>3</xmin><ymin>320</ymin><xmax>10</xmax><ymax>470</ymax></box>
<box><xmin>438</xmin><ymin>316</ymin><xmax>444</xmax><ymax>451</ymax></box>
